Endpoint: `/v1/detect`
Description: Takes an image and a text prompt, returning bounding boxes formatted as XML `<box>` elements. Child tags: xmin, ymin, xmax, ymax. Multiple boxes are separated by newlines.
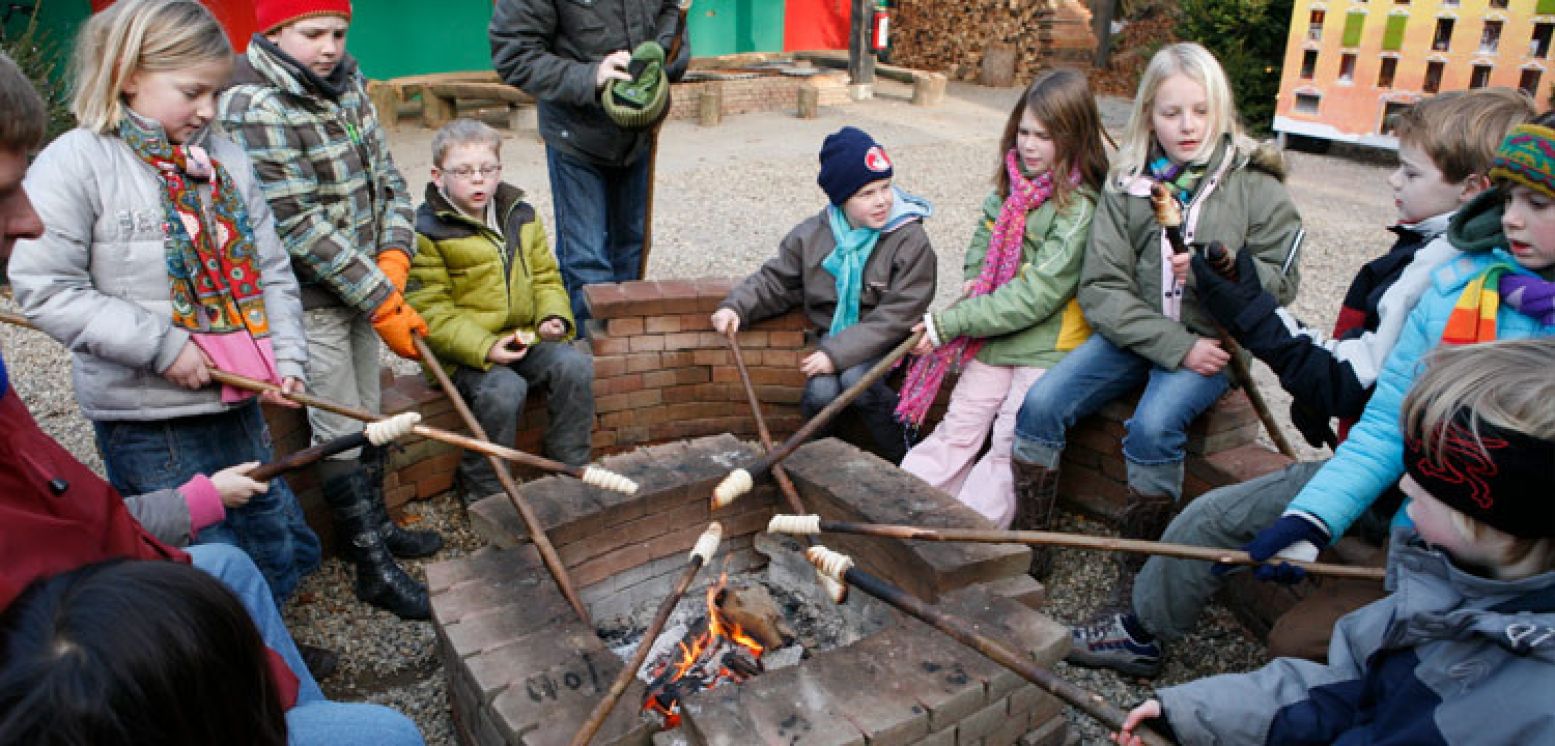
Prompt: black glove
<box><xmin>1191</xmin><ymin>247</ymin><xmax>1277</xmax><ymax>338</ymax></box>
<box><xmin>1289</xmin><ymin>399</ymin><xmax>1337</xmax><ymax>449</ymax></box>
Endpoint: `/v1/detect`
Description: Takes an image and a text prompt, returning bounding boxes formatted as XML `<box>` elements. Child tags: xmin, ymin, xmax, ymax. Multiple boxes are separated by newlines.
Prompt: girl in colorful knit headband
<box><xmin>1113</xmin><ymin>338</ymin><xmax>1555</xmax><ymax>745</ymax></box>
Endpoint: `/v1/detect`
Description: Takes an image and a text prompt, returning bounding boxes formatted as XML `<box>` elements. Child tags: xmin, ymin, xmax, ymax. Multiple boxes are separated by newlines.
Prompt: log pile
<box><xmin>891</xmin><ymin>0</ymin><xmax>1097</xmax><ymax>83</ymax></box>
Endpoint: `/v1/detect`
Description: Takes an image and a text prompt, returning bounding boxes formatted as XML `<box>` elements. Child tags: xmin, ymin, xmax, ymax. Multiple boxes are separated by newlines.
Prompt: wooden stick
<box><xmin>713</xmin><ymin>329</ymin><xmax>923</xmax><ymax>508</ymax></box>
<box><xmin>635</xmin><ymin>0</ymin><xmax>692</xmax><ymax>280</ymax></box>
<box><xmin>248</xmin><ymin>431</ymin><xmax>368</xmax><ymax>482</ymax></box>
<box><xmin>571</xmin><ymin>522</ymin><xmax>722</xmax><ymax>746</ymax></box>
<box><xmin>0</xmin><ymin>310</ymin><xmax>635</xmax><ymax>493</ymax></box>
<box><xmin>770</xmin><ymin>514</ymin><xmax>1385</xmax><ymax>581</ymax></box>
<box><xmin>806</xmin><ymin>547</ymin><xmax>1173</xmax><ymax>746</ymax></box>
<box><xmin>413</xmin><ymin>335</ymin><xmax>591</xmax><ymax>626</ymax></box>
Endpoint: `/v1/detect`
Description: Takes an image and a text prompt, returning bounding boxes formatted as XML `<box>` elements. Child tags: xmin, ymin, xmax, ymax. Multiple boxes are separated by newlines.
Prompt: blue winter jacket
<box><xmin>1284</xmin><ymin>246</ymin><xmax>1555</xmax><ymax>540</ymax></box>
<box><xmin>1158</xmin><ymin>530</ymin><xmax>1555</xmax><ymax>745</ymax></box>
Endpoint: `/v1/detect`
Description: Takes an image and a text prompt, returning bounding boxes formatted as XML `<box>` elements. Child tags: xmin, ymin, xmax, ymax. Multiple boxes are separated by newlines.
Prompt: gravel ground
<box><xmin>1</xmin><ymin>81</ymin><xmax>1399</xmax><ymax>744</ymax></box>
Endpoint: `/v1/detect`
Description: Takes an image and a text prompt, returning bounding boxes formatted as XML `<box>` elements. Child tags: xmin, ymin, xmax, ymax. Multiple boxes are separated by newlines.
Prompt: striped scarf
<box><xmin>1440</xmin><ymin>264</ymin><xmax>1555</xmax><ymax>344</ymax></box>
<box><xmin>894</xmin><ymin>152</ymin><xmax>1073</xmax><ymax>427</ymax></box>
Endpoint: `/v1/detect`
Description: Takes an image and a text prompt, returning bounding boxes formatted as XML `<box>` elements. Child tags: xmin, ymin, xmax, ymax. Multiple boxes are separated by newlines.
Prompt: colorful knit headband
<box><xmin>1489</xmin><ymin>123</ymin><xmax>1555</xmax><ymax>200</ymax></box>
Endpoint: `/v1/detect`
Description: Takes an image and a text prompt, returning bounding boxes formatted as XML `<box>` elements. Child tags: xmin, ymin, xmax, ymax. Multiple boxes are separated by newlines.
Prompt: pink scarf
<box><xmin>895</xmin><ymin>151</ymin><xmax>1075</xmax><ymax>427</ymax></box>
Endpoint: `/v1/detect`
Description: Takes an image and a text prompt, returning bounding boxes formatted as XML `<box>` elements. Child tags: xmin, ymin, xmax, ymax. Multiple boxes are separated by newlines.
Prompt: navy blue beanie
<box><xmin>817</xmin><ymin>126</ymin><xmax>894</xmax><ymax>205</ymax></box>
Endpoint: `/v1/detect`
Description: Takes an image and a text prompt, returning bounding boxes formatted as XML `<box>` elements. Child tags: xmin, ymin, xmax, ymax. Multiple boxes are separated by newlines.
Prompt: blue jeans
<box><xmin>1012</xmin><ymin>334</ymin><xmax>1229</xmax><ymax>498</ymax></box>
<box><xmin>546</xmin><ymin>146</ymin><xmax>651</xmax><ymax>333</ymax></box>
<box><xmin>188</xmin><ymin>545</ymin><xmax>424</xmax><ymax>745</ymax></box>
<box><xmin>94</xmin><ymin>400</ymin><xmax>321</xmax><ymax>605</ymax></box>
<box><xmin>802</xmin><ymin>356</ymin><xmax>908</xmax><ymax>464</ymax></box>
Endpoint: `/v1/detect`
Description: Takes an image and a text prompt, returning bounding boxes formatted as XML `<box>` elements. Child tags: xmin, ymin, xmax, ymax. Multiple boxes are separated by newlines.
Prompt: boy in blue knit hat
<box><xmin>712</xmin><ymin>127</ymin><xmax>937</xmax><ymax>462</ymax></box>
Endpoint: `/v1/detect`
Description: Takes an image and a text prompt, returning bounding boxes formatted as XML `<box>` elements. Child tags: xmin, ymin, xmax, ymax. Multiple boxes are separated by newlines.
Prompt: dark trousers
<box><xmin>545</xmin><ymin>146</ymin><xmax>651</xmax><ymax>334</ymax></box>
<box><xmin>801</xmin><ymin>356</ymin><xmax>909</xmax><ymax>464</ymax></box>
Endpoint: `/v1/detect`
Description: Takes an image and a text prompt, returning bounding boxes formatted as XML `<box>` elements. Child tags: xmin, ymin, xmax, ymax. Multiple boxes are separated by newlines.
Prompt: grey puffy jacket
<box><xmin>8</xmin><ymin>128</ymin><xmax>307</xmax><ymax>422</ymax></box>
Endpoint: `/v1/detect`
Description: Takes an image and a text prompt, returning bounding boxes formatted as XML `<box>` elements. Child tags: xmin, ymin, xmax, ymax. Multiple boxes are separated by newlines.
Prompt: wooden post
<box><xmin>910</xmin><ymin>71</ymin><xmax>946</xmax><ymax>106</ymax></box>
<box><xmin>420</xmin><ymin>87</ymin><xmax>455</xmax><ymax>129</ymax></box>
<box><xmin>847</xmin><ymin>0</ymin><xmax>875</xmax><ymax>99</ymax></box>
<box><xmin>1092</xmin><ymin>0</ymin><xmax>1116</xmax><ymax>67</ymax></box>
<box><xmin>698</xmin><ymin>82</ymin><xmax>722</xmax><ymax>127</ymax></box>
<box><xmin>796</xmin><ymin>82</ymin><xmax>820</xmax><ymax>119</ymax></box>
<box><xmin>366</xmin><ymin>80</ymin><xmax>402</xmax><ymax>132</ymax></box>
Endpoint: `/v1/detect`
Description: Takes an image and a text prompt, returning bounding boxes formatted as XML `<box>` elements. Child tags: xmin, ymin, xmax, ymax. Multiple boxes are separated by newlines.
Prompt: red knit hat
<box><xmin>255</xmin><ymin>0</ymin><xmax>352</xmax><ymax>34</ymax></box>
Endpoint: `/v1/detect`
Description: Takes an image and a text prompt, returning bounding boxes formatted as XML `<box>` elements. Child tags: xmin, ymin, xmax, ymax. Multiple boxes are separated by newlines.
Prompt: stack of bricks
<box><xmin>433</xmin><ymin>434</ymin><xmax>1069</xmax><ymax>745</ymax></box>
<box><xmin>664</xmin><ymin>71</ymin><xmax>850</xmax><ymax>123</ymax></box>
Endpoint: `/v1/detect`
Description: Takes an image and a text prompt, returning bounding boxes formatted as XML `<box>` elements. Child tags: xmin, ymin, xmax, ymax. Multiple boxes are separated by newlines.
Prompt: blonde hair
<box><xmin>1402</xmin><ymin>340</ymin><xmax>1555</xmax><ymax>576</ymax></box>
<box><xmin>1391</xmin><ymin>88</ymin><xmax>1535</xmax><ymax>183</ymax></box>
<box><xmin>69</xmin><ymin>0</ymin><xmax>231</xmax><ymax>134</ymax></box>
<box><xmin>1111</xmin><ymin>42</ymin><xmax>1240</xmax><ymax>187</ymax></box>
<box><xmin>432</xmin><ymin>119</ymin><xmax>503</xmax><ymax>168</ymax></box>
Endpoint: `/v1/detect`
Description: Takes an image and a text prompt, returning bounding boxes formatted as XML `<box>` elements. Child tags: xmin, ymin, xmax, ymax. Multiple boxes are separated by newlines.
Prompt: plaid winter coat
<box><xmin>217</xmin><ymin>37</ymin><xmax>415</xmax><ymax>315</ymax></box>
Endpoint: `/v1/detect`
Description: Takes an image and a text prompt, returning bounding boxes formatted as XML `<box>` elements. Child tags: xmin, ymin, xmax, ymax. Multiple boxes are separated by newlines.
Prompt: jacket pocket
<box><xmin>559</xmin><ymin>0</ymin><xmax>608</xmax><ymax>34</ymax></box>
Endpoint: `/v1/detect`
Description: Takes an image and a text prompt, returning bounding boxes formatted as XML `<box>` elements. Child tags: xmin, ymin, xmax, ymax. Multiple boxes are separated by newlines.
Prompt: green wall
<box><xmin>685</xmin><ymin>0</ymin><xmax>785</xmax><ymax>57</ymax></box>
<box><xmin>4</xmin><ymin>0</ymin><xmax>91</xmax><ymax>86</ymax></box>
<box><xmin>349</xmin><ymin>1</ymin><xmax>496</xmax><ymax>79</ymax></box>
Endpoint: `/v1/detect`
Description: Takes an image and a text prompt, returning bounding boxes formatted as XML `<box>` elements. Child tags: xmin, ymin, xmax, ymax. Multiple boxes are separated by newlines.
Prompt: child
<box><xmin>219</xmin><ymin>0</ymin><xmax>441</xmax><ymax>620</ymax></box>
<box><xmin>1112</xmin><ymin>339</ymin><xmax>1555</xmax><ymax>746</ymax></box>
<box><xmin>7</xmin><ymin>0</ymin><xmax>321</xmax><ymax>606</ymax></box>
<box><xmin>406</xmin><ymin>119</ymin><xmax>595</xmax><ymax>502</ymax></box>
<box><xmin>1227</xmin><ymin>114</ymin><xmax>1555</xmax><ymax>591</ymax></box>
<box><xmin>1010</xmin><ymin>43</ymin><xmax>1302</xmax><ymax>603</ymax></box>
<box><xmin>895</xmin><ymin>69</ymin><xmax>1107</xmax><ymax>561</ymax></box>
<box><xmin>712</xmin><ymin>126</ymin><xmax>936</xmax><ymax>463</ymax></box>
<box><xmin>1069</xmin><ymin>88</ymin><xmax>1535</xmax><ymax>677</ymax></box>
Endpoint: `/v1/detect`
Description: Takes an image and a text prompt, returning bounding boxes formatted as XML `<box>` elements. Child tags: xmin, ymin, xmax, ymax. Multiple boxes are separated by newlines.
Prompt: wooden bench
<box><xmin>368</xmin><ymin>71</ymin><xmax>536</xmax><ymax>132</ymax></box>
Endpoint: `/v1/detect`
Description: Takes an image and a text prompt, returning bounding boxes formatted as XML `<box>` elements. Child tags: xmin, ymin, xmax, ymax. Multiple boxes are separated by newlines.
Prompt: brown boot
<box><xmin>1105</xmin><ymin>487</ymin><xmax>1177</xmax><ymax>612</ymax></box>
<box><xmin>1011</xmin><ymin>458</ymin><xmax>1062</xmax><ymax>579</ymax></box>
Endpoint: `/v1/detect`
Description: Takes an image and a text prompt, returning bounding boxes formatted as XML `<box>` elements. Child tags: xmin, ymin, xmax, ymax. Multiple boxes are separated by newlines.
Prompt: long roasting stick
<box><xmin>713</xmin><ymin>329</ymin><xmax>924</xmax><ymax>508</ymax></box>
<box><xmin>0</xmin><ymin>310</ymin><xmax>636</xmax><ymax>493</ymax></box>
<box><xmin>247</xmin><ymin>412</ymin><xmax>421</xmax><ymax>481</ymax></box>
<box><xmin>413</xmin><ymin>335</ymin><xmax>591</xmax><ymax>626</ymax></box>
<box><xmin>571</xmin><ymin>523</ymin><xmax>722</xmax><ymax>746</ymax></box>
<box><xmin>806</xmin><ymin>547</ymin><xmax>1173</xmax><ymax>746</ymax></box>
<box><xmin>1151</xmin><ymin>184</ymin><xmax>1298</xmax><ymax>460</ymax></box>
<box><xmin>724</xmin><ymin>331</ymin><xmax>849</xmax><ymax>601</ymax></box>
<box><xmin>770</xmin><ymin>514</ymin><xmax>1385</xmax><ymax>581</ymax></box>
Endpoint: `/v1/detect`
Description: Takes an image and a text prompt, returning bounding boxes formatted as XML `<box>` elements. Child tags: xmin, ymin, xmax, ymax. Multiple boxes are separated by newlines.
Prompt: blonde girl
<box><xmin>1012</xmin><ymin>43</ymin><xmax>1303</xmax><ymax>606</ymax></box>
<box><xmin>8</xmin><ymin>0</ymin><xmax>319</xmax><ymax>604</ymax></box>
<box><xmin>895</xmin><ymin>69</ymin><xmax>1106</xmax><ymax>567</ymax></box>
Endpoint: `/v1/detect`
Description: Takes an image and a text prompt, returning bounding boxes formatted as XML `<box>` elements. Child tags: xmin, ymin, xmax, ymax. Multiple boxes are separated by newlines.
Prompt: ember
<box><xmin>641</xmin><ymin>575</ymin><xmax>768</xmax><ymax>727</ymax></box>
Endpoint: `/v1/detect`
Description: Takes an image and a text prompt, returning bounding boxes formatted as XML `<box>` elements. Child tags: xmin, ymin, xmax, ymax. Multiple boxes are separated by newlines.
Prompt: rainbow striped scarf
<box><xmin>1441</xmin><ymin>264</ymin><xmax>1512</xmax><ymax>345</ymax></box>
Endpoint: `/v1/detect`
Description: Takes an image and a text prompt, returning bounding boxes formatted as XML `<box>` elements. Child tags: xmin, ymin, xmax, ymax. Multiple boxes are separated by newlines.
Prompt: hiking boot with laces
<box><xmin>1066</xmin><ymin>612</ymin><xmax>1162</xmax><ymax>678</ymax></box>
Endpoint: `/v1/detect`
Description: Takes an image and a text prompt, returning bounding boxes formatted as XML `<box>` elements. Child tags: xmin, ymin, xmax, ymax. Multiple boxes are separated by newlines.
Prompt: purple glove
<box><xmin>1214</xmin><ymin>513</ymin><xmax>1331</xmax><ymax>584</ymax></box>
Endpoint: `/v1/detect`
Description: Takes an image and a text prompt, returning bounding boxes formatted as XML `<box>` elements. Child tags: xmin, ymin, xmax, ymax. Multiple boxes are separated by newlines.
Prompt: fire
<box><xmin>642</xmin><ymin>574</ymin><xmax>765</xmax><ymax>728</ymax></box>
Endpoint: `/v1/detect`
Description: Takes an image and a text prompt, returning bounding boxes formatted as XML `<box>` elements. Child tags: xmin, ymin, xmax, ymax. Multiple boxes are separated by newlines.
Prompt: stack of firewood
<box><xmin>891</xmin><ymin>0</ymin><xmax>1098</xmax><ymax>83</ymax></box>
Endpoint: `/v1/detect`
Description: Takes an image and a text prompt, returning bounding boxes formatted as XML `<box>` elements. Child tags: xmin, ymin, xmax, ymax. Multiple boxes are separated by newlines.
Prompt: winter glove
<box><xmin>370</xmin><ymin>291</ymin><xmax>429</xmax><ymax>360</ymax></box>
<box><xmin>1191</xmin><ymin>246</ymin><xmax>1277</xmax><ymax>338</ymax></box>
<box><xmin>1290</xmin><ymin>399</ymin><xmax>1338</xmax><ymax>449</ymax></box>
<box><xmin>376</xmin><ymin>249</ymin><xmax>411</xmax><ymax>293</ymax></box>
<box><xmin>1214</xmin><ymin>513</ymin><xmax>1330</xmax><ymax>584</ymax></box>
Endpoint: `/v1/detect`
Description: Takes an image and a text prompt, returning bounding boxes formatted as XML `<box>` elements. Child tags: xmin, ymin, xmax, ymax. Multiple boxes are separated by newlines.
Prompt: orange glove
<box><xmin>371</xmin><ymin>291</ymin><xmax>429</xmax><ymax>360</ymax></box>
<box><xmin>376</xmin><ymin>250</ymin><xmax>411</xmax><ymax>292</ymax></box>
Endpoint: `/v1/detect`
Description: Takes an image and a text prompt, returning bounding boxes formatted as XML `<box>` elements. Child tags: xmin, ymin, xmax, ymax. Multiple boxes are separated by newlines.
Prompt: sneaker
<box><xmin>1066</xmin><ymin>612</ymin><xmax>1162</xmax><ymax>678</ymax></box>
<box><xmin>296</xmin><ymin>643</ymin><xmax>340</xmax><ymax>681</ymax></box>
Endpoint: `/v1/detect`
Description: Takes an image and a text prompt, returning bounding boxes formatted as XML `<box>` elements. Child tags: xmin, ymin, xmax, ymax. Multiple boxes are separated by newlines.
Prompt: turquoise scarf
<box><xmin>821</xmin><ymin>205</ymin><xmax>881</xmax><ymax>336</ymax></box>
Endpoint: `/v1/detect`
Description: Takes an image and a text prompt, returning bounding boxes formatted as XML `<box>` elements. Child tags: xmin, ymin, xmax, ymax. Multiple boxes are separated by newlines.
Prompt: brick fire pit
<box><xmin>429</xmin><ymin>435</ymin><xmax>1072</xmax><ymax>746</ymax></box>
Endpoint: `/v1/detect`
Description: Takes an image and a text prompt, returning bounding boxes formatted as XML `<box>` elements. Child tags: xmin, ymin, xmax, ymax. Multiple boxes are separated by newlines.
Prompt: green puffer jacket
<box><xmin>406</xmin><ymin>183</ymin><xmax>574</xmax><ymax>374</ymax></box>
<box><xmin>931</xmin><ymin>187</ymin><xmax>1096</xmax><ymax>368</ymax></box>
<box><xmin>1081</xmin><ymin>135</ymin><xmax>1304</xmax><ymax>370</ymax></box>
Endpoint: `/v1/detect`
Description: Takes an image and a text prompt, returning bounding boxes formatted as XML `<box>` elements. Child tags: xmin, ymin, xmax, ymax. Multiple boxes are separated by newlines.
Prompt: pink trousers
<box><xmin>900</xmin><ymin>360</ymin><xmax>1046</xmax><ymax>528</ymax></box>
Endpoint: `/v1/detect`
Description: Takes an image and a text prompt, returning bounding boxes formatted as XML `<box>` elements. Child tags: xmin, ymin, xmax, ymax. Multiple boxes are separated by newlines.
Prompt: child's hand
<box><xmin>260</xmin><ymin>377</ymin><xmax>305</xmax><ymax>409</ymax></box>
<box><xmin>800</xmin><ymin>351</ymin><xmax>835</xmax><ymax>378</ymax></box>
<box><xmin>910</xmin><ymin>322</ymin><xmax>935</xmax><ymax>356</ymax></box>
<box><xmin>1182</xmin><ymin>337</ymin><xmax>1229</xmax><ymax>376</ymax></box>
<box><xmin>595</xmin><ymin>50</ymin><xmax>632</xmax><ymax>89</ymax></box>
<box><xmin>211</xmin><ymin>462</ymin><xmax>268</xmax><ymax>508</ymax></box>
<box><xmin>1111</xmin><ymin>699</ymin><xmax>1163</xmax><ymax>746</ymax></box>
<box><xmin>1169</xmin><ymin>251</ymin><xmax>1191</xmax><ymax>286</ymax></box>
<box><xmin>537</xmin><ymin>318</ymin><xmax>567</xmax><ymax>341</ymax></box>
<box><xmin>961</xmin><ymin>279</ymin><xmax>976</xmax><ymax>298</ymax></box>
<box><xmin>711</xmin><ymin>308</ymin><xmax>740</xmax><ymax>336</ymax></box>
<box><xmin>487</xmin><ymin>333</ymin><xmax>529</xmax><ymax>365</ymax></box>
<box><xmin>163</xmin><ymin>340</ymin><xmax>213</xmax><ymax>390</ymax></box>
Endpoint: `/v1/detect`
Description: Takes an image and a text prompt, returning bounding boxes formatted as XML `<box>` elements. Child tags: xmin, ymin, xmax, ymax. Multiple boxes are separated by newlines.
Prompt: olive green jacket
<box><xmin>406</xmin><ymin>183</ymin><xmax>574</xmax><ymax>373</ymax></box>
<box><xmin>931</xmin><ymin>187</ymin><xmax>1096</xmax><ymax>368</ymax></box>
<box><xmin>1081</xmin><ymin>136</ymin><xmax>1304</xmax><ymax>369</ymax></box>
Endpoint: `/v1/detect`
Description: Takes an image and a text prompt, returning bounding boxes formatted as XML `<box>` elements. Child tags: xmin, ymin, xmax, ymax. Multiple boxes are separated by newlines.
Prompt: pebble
<box><xmin>0</xmin><ymin>82</ymin><xmax>1398</xmax><ymax>745</ymax></box>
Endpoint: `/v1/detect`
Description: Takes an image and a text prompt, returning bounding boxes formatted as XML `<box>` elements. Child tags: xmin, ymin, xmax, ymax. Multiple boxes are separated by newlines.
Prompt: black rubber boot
<box><xmin>1106</xmin><ymin>486</ymin><xmax>1177</xmax><ymax>612</ymax></box>
<box><xmin>320</xmin><ymin>462</ymin><xmax>432</xmax><ymax>621</ymax></box>
<box><xmin>360</xmin><ymin>443</ymin><xmax>444</xmax><ymax>559</ymax></box>
<box><xmin>1011</xmin><ymin>457</ymin><xmax>1062</xmax><ymax>579</ymax></box>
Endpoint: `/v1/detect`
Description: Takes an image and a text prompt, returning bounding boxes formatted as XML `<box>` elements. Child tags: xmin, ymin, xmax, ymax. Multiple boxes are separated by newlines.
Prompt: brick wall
<box><xmin>664</xmin><ymin>72</ymin><xmax>850</xmax><ymax>122</ymax></box>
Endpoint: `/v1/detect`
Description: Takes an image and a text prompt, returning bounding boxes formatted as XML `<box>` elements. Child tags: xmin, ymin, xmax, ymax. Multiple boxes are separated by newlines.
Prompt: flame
<box><xmin>642</xmin><ymin>574</ymin><xmax>765</xmax><ymax>728</ymax></box>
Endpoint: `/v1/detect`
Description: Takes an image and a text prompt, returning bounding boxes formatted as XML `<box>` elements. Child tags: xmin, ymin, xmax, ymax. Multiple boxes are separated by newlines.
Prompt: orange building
<box><xmin>1273</xmin><ymin>0</ymin><xmax>1554</xmax><ymax>147</ymax></box>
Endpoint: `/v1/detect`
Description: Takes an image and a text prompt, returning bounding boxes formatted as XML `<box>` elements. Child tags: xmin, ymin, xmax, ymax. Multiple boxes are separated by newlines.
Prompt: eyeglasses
<box><xmin>443</xmin><ymin>165</ymin><xmax>502</xmax><ymax>180</ymax></box>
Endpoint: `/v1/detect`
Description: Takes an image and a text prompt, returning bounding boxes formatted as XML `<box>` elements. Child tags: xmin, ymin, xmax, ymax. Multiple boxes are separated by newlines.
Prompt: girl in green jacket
<box><xmin>896</xmin><ymin>69</ymin><xmax>1107</xmax><ymax>560</ymax></box>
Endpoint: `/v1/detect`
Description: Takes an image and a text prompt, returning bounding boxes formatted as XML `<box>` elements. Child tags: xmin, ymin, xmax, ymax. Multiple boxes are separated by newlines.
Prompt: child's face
<box><xmin>1150</xmin><ymin>73</ymin><xmax>1208</xmax><ymax>164</ymax></box>
<box><xmin>268</xmin><ymin>15</ymin><xmax>349</xmax><ymax>78</ymax></box>
<box><xmin>0</xmin><ymin>147</ymin><xmax>43</xmax><ymax>261</ymax></box>
<box><xmin>1501</xmin><ymin>184</ymin><xmax>1555</xmax><ymax>272</ymax></box>
<box><xmin>1389</xmin><ymin>142</ymin><xmax>1472</xmax><ymax>224</ymax></box>
<box><xmin>432</xmin><ymin>143</ymin><xmax>503</xmax><ymax>218</ymax></box>
<box><xmin>1402</xmin><ymin>474</ymin><xmax>1501</xmax><ymax>568</ymax></box>
<box><xmin>1015</xmin><ymin>108</ymin><xmax>1056</xmax><ymax>177</ymax></box>
<box><xmin>122</xmin><ymin>58</ymin><xmax>232</xmax><ymax>145</ymax></box>
<box><xmin>842</xmin><ymin>178</ymin><xmax>893</xmax><ymax>230</ymax></box>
